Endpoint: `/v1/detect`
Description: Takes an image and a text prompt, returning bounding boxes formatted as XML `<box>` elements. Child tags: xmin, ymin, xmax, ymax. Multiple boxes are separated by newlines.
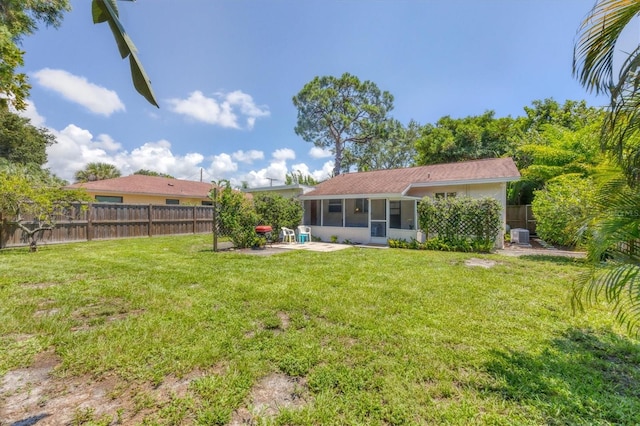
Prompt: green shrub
<box><xmin>531</xmin><ymin>174</ymin><xmax>595</xmax><ymax>247</ymax></box>
<box><xmin>212</xmin><ymin>181</ymin><xmax>258</xmax><ymax>248</ymax></box>
<box><xmin>253</xmin><ymin>192</ymin><xmax>303</xmax><ymax>242</ymax></box>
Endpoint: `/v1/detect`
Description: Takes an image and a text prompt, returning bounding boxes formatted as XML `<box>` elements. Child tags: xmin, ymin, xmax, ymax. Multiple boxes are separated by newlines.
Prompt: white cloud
<box><xmin>272</xmin><ymin>148</ymin><xmax>296</xmax><ymax>161</ymax></box>
<box><xmin>290</xmin><ymin>162</ymin><xmax>333</xmax><ymax>183</ymax></box>
<box><xmin>116</xmin><ymin>140</ymin><xmax>204</xmax><ymax>177</ymax></box>
<box><xmin>168</xmin><ymin>90</ymin><xmax>269</xmax><ymax>129</ymax></box>
<box><xmin>232</xmin><ymin>149</ymin><xmax>264</xmax><ymax>163</ymax></box>
<box><xmin>309</xmin><ymin>146</ymin><xmax>333</xmax><ymax>159</ymax></box>
<box><xmin>46</xmin><ymin>125</ymin><xmax>118</xmax><ymax>181</ymax></box>
<box><xmin>209</xmin><ymin>153</ymin><xmax>238</xmax><ymax>176</ymax></box>
<box><xmin>243</xmin><ymin>169</ymin><xmax>270</xmax><ymax>188</ymax></box>
<box><xmin>46</xmin><ymin>125</ymin><xmax>206</xmax><ymax>182</ymax></box>
<box><xmin>32</xmin><ymin>68</ymin><xmax>125</xmax><ymax>116</ymax></box>
<box><xmin>313</xmin><ymin>161</ymin><xmax>334</xmax><ymax>182</ymax></box>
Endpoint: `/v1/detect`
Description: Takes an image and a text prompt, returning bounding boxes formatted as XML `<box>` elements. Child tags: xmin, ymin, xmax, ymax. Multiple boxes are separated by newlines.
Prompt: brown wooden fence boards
<box><xmin>506</xmin><ymin>205</ymin><xmax>536</xmax><ymax>234</ymax></box>
<box><xmin>0</xmin><ymin>203</ymin><xmax>213</xmax><ymax>249</ymax></box>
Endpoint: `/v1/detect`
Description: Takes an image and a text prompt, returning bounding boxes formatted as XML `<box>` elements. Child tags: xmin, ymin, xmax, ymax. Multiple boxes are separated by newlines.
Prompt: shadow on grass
<box><xmin>518</xmin><ymin>254</ymin><xmax>586</xmax><ymax>265</ymax></box>
<box><xmin>484</xmin><ymin>328</ymin><xmax>640</xmax><ymax>424</ymax></box>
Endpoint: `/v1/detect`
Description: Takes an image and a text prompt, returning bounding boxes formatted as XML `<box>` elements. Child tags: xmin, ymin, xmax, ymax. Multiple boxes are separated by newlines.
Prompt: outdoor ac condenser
<box><xmin>510</xmin><ymin>228</ymin><xmax>530</xmax><ymax>245</ymax></box>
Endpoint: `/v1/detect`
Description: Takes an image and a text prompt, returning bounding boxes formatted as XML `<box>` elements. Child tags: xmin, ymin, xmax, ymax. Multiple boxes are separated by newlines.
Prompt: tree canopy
<box><xmin>74</xmin><ymin>162</ymin><xmax>122</xmax><ymax>183</ymax></box>
<box><xmin>348</xmin><ymin>119</ymin><xmax>420</xmax><ymax>172</ymax></box>
<box><xmin>414</xmin><ymin>111</ymin><xmax>519</xmax><ymax>166</ymax></box>
<box><xmin>292</xmin><ymin>73</ymin><xmax>394</xmax><ymax>176</ymax></box>
<box><xmin>0</xmin><ymin>0</ymin><xmax>70</xmax><ymax>110</ymax></box>
<box><xmin>133</xmin><ymin>169</ymin><xmax>174</xmax><ymax>179</ymax></box>
<box><xmin>0</xmin><ymin>109</ymin><xmax>56</xmax><ymax>166</ymax></box>
<box><xmin>0</xmin><ymin>164</ymin><xmax>89</xmax><ymax>251</ymax></box>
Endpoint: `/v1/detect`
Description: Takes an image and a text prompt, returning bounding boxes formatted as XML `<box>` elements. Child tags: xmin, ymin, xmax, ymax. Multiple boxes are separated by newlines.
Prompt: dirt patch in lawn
<box><xmin>230</xmin><ymin>373</ymin><xmax>310</xmax><ymax>424</ymax></box>
<box><xmin>1</xmin><ymin>347</ymin><xmax>309</xmax><ymax>425</ymax></box>
<box><xmin>0</xmin><ymin>350</ymin><xmax>207</xmax><ymax>425</ymax></box>
<box><xmin>465</xmin><ymin>258</ymin><xmax>497</xmax><ymax>268</ymax></box>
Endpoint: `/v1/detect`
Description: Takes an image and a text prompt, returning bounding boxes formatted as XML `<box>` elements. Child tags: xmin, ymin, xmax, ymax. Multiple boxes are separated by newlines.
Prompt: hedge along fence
<box><xmin>416</xmin><ymin>196</ymin><xmax>503</xmax><ymax>252</ymax></box>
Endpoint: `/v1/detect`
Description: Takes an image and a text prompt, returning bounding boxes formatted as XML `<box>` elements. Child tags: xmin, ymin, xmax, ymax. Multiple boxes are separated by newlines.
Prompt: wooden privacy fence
<box><xmin>506</xmin><ymin>205</ymin><xmax>536</xmax><ymax>234</ymax></box>
<box><xmin>0</xmin><ymin>203</ymin><xmax>214</xmax><ymax>249</ymax></box>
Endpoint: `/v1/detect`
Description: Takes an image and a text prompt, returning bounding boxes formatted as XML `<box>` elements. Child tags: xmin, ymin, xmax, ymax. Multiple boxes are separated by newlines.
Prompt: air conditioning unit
<box><xmin>510</xmin><ymin>228</ymin><xmax>530</xmax><ymax>245</ymax></box>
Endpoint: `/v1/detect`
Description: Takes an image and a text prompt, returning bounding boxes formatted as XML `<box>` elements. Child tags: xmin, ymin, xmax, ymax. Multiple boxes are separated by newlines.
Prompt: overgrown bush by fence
<box><xmin>531</xmin><ymin>174</ymin><xmax>595</xmax><ymax>248</ymax></box>
<box><xmin>416</xmin><ymin>196</ymin><xmax>503</xmax><ymax>252</ymax></box>
<box><xmin>211</xmin><ymin>182</ymin><xmax>304</xmax><ymax>250</ymax></box>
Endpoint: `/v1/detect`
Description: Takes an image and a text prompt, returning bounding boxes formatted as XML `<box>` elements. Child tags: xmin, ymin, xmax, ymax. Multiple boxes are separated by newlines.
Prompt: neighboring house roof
<box><xmin>66</xmin><ymin>175</ymin><xmax>214</xmax><ymax>198</ymax></box>
<box><xmin>243</xmin><ymin>184</ymin><xmax>316</xmax><ymax>195</ymax></box>
<box><xmin>300</xmin><ymin>157</ymin><xmax>520</xmax><ymax>199</ymax></box>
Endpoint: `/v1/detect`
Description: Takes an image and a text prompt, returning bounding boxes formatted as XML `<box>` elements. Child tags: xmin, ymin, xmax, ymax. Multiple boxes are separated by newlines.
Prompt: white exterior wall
<box><xmin>310</xmin><ymin>226</ymin><xmax>370</xmax><ymax>244</ymax></box>
<box><xmin>408</xmin><ymin>182</ymin><xmax>507</xmax><ymax>248</ymax></box>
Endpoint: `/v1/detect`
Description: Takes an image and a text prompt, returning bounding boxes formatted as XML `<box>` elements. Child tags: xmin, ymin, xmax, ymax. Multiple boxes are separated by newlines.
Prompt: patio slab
<box><xmin>272</xmin><ymin>242</ymin><xmax>353</xmax><ymax>252</ymax></box>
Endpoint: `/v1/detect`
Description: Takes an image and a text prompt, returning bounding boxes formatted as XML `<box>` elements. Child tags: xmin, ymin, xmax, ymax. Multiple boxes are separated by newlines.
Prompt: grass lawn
<box><xmin>1</xmin><ymin>235</ymin><xmax>639</xmax><ymax>425</ymax></box>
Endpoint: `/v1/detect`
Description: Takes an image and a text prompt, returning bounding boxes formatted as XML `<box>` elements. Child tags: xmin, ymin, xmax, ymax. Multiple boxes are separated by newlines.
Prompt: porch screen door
<box><xmin>370</xmin><ymin>199</ymin><xmax>387</xmax><ymax>239</ymax></box>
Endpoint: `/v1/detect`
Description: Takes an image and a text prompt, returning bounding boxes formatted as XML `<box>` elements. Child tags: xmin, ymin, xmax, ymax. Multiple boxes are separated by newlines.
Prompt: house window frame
<box><xmin>435</xmin><ymin>192</ymin><xmax>457</xmax><ymax>200</ymax></box>
<box><xmin>165</xmin><ymin>199</ymin><xmax>180</xmax><ymax>205</ymax></box>
<box><xmin>95</xmin><ymin>195</ymin><xmax>123</xmax><ymax>203</ymax></box>
<box><xmin>328</xmin><ymin>199</ymin><xmax>342</xmax><ymax>213</ymax></box>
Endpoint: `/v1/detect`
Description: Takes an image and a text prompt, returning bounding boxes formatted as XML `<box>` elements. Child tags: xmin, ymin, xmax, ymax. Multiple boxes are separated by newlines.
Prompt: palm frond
<box><xmin>574</xmin><ymin>176</ymin><xmax>640</xmax><ymax>334</ymax></box>
<box><xmin>574</xmin><ymin>263</ymin><xmax>640</xmax><ymax>335</ymax></box>
<box><xmin>92</xmin><ymin>0</ymin><xmax>158</xmax><ymax>108</ymax></box>
<box><xmin>573</xmin><ymin>0</ymin><xmax>640</xmax><ymax>93</ymax></box>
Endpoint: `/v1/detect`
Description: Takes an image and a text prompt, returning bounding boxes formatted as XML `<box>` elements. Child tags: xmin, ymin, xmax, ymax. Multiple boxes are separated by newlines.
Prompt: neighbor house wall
<box><xmin>85</xmin><ymin>191</ymin><xmax>211</xmax><ymax>205</ymax></box>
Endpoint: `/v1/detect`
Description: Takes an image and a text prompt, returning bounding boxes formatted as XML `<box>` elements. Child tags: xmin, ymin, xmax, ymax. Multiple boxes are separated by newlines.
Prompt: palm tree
<box><xmin>74</xmin><ymin>162</ymin><xmax>122</xmax><ymax>183</ymax></box>
<box><xmin>573</xmin><ymin>0</ymin><xmax>640</xmax><ymax>334</ymax></box>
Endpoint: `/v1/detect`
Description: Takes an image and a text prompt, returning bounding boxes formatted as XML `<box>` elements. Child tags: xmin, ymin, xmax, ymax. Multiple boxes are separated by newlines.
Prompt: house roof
<box><xmin>66</xmin><ymin>175</ymin><xmax>214</xmax><ymax>198</ymax></box>
<box><xmin>243</xmin><ymin>184</ymin><xmax>316</xmax><ymax>195</ymax></box>
<box><xmin>301</xmin><ymin>157</ymin><xmax>520</xmax><ymax>198</ymax></box>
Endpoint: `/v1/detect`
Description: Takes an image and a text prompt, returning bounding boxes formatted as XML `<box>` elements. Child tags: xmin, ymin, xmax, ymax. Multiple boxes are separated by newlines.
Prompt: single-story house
<box><xmin>66</xmin><ymin>175</ymin><xmax>215</xmax><ymax>205</ymax></box>
<box><xmin>298</xmin><ymin>157</ymin><xmax>520</xmax><ymax>248</ymax></box>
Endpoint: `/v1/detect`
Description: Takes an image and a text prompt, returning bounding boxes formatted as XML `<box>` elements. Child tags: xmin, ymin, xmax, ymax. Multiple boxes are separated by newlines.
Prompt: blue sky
<box><xmin>19</xmin><ymin>0</ymin><xmax>608</xmax><ymax>186</ymax></box>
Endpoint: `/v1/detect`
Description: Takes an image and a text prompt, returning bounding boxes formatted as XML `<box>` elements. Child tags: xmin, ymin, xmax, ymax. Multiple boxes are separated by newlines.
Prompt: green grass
<box><xmin>1</xmin><ymin>235</ymin><xmax>639</xmax><ymax>424</ymax></box>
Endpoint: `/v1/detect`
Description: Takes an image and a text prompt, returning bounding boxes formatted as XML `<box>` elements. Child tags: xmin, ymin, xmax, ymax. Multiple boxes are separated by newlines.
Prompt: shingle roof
<box><xmin>66</xmin><ymin>175</ymin><xmax>214</xmax><ymax>198</ymax></box>
<box><xmin>302</xmin><ymin>157</ymin><xmax>520</xmax><ymax>197</ymax></box>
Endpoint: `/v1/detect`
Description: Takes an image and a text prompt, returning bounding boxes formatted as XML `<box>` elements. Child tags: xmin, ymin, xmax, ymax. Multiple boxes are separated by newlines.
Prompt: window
<box><xmin>328</xmin><ymin>199</ymin><xmax>342</xmax><ymax>213</ymax></box>
<box><xmin>354</xmin><ymin>198</ymin><xmax>368</xmax><ymax>214</ymax></box>
<box><xmin>166</xmin><ymin>199</ymin><xmax>180</xmax><ymax>205</ymax></box>
<box><xmin>323</xmin><ymin>199</ymin><xmax>343</xmax><ymax>227</ymax></box>
<box><xmin>435</xmin><ymin>192</ymin><xmax>456</xmax><ymax>200</ymax></box>
<box><xmin>303</xmin><ymin>200</ymin><xmax>321</xmax><ymax>226</ymax></box>
<box><xmin>390</xmin><ymin>200</ymin><xmax>416</xmax><ymax>229</ymax></box>
<box><xmin>95</xmin><ymin>195</ymin><xmax>123</xmax><ymax>203</ymax></box>
<box><xmin>201</xmin><ymin>201</ymin><xmax>213</xmax><ymax>206</ymax></box>
<box><xmin>345</xmin><ymin>199</ymin><xmax>368</xmax><ymax>227</ymax></box>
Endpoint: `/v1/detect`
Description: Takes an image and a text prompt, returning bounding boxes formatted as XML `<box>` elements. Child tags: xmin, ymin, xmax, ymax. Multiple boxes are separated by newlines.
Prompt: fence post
<box><xmin>193</xmin><ymin>205</ymin><xmax>197</xmax><ymax>234</ymax></box>
<box><xmin>212</xmin><ymin>188</ymin><xmax>218</xmax><ymax>252</ymax></box>
<box><xmin>86</xmin><ymin>203</ymin><xmax>93</xmax><ymax>241</ymax></box>
<box><xmin>148</xmin><ymin>204</ymin><xmax>153</xmax><ymax>237</ymax></box>
<box><xmin>0</xmin><ymin>212</ymin><xmax>4</xmax><ymax>249</ymax></box>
